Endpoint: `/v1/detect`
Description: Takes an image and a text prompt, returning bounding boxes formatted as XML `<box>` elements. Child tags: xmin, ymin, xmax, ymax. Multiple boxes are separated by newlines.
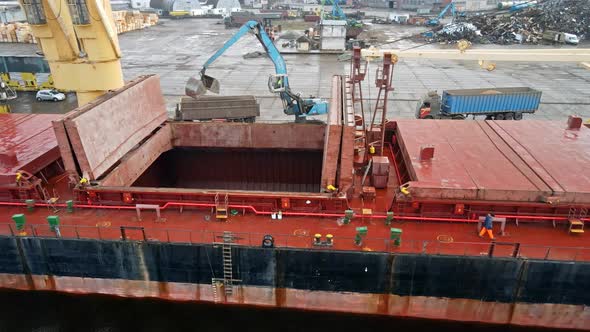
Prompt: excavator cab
<box><xmin>268</xmin><ymin>74</ymin><xmax>287</xmax><ymax>93</ymax></box>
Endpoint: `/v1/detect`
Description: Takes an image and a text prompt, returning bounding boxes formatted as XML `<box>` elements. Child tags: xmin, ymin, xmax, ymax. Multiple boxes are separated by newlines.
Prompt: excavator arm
<box><xmin>331</xmin><ymin>0</ymin><xmax>346</xmax><ymax>20</ymax></box>
<box><xmin>438</xmin><ymin>2</ymin><xmax>455</xmax><ymax>20</ymax></box>
<box><xmin>427</xmin><ymin>1</ymin><xmax>456</xmax><ymax>26</ymax></box>
<box><xmin>320</xmin><ymin>0</ymin><xmax>346</xmax><ymax>20</ymax></box>
<box><xmin>185</xmin><ymin>21</ymin><xmax>328</xmax><ymax>119</ymax></box>
<box><xmin>200</xmin><ymin>21</ymin><xmax>288</xmax><ymax>79</ymax></box>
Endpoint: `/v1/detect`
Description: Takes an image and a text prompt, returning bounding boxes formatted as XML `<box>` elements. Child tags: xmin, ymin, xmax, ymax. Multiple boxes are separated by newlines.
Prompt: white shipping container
<box><xmin>321</xmin><ymin>37</ymin><xmax>345</xmax><ymax>51</ymax></box>
<box><xmin>320</xmin><ymin>20</ymin><xmax>346</xmax><ymax>37</ymax></box>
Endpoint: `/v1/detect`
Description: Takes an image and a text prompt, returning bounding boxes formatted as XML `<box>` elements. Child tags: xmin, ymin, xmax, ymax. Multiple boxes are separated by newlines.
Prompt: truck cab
<box><xmin>416</xmin><ymin>91</ymin><xmax>441</xmax><ymax>119</ymax></box>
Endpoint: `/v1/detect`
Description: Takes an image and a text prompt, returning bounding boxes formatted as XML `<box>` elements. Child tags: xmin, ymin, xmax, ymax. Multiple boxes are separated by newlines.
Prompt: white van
<box><xmin>543</xmin><ymin>30</ymin><xmax>579</xmax><ymax>45</ymax></box>
<box><xmin>563</xmin><ymin>33</ymin><xmax>579</xmax><ymax>45</ymax></box>
<box><xmin>388</xmin><ymin>13</ymin><xmax>409</xmax><ymax>24</ymax></box>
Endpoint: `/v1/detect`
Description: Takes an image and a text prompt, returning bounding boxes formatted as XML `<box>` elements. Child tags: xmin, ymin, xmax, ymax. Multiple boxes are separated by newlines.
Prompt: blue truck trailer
<box><xmin>416</xmin><ymin>87</ymin><xmax>542</xmax><ymax>120</ymax></box>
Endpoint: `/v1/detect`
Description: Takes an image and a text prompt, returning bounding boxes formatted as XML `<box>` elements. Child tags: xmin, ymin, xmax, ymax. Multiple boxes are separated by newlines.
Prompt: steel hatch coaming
<box><xmin>170</xmin><ymin>122</ymin><xmax>325</xmax><ymax>150</ymax></box>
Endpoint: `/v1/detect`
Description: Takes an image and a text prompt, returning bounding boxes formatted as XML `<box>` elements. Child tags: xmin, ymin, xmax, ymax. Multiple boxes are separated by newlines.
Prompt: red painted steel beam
<box><xmin>385</xmin><ymin>143</ymin><xmax>402</xmax><ymax>186</ymax></box>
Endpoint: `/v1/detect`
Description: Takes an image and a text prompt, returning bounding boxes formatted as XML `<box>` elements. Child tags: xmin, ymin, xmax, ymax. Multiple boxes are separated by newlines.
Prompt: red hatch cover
<box><xmin>0</xmin><ymin>114</ymin><xmax>62</xmax><ymax>185</ymax></box>
<box><xmin>53</xmin><ymin>75</ymin><xmax>167</xmax><ymax>180</ymax></box>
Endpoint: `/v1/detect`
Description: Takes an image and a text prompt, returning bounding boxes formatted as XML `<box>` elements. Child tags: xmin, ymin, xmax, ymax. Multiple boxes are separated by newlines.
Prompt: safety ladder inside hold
<box><xmin>393</xmin><ymin>147</ymin><xmax>410</xmax><ymax>184</ymax></box>
<box><xmin>215</xmin><ymin>193</ymin><xmax>229</xmax><ymax>220</ymax></box>
<box><xmin>568</xmin><ymin>207</ymin><xmax>587</xmax><ymax>234</ymax></box>
<box><xmin>17</xmin><ymin>188</ymin><xmax>28</xmax><ymax>200</ymax></box>
<box><xmin>348</xmin><ymin>46</ymin><xmax>367</xmax><ymax>117</ymax></box>
<box><xmin>395</xmin><ymin>201</ymin><xmax>407</xmax><ymax>215</ymax></box>
<box><xmin>369</xmin><ymin>78</ymin><xmax>388</xmax><ymax>133</ymax></box>
<box><xmin>348</xmin><ymin>83</ymin><xmax>366</xmax><ymax>143</ymax></box>
<box><xmin>222</xmin><ymin>231</ymin><xmax>234</xmax><ymax>296</ymax></box>
<box><xmin>348</xmin><ymin>78</ymin><xmax>364</xmax><ymax>115</ymax></box>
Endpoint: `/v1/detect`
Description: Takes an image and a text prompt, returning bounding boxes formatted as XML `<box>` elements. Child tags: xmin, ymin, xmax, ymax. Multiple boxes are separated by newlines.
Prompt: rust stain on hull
<box><xmin>0</xmin><ymin>273</ymin><xmax>587</xmax><ymax>330</ymax></box>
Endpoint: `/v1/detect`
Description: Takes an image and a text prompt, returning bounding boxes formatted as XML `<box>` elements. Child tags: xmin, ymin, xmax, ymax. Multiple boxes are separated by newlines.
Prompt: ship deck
<box><xmin>1</xmin><ymin>77</ymin><xmax>589</xmax><ymax>263</ymax></box>
<box><xmin>1</xmin><ymin>197</ymin><xmax>589</xmax><ymax>262</ymax></box>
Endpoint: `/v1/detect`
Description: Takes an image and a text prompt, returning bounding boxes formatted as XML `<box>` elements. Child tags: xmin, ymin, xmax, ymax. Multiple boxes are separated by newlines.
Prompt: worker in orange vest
<box><xmin>479</xmin><ymin>213</ymin><xmax>495</xmax><ymax>239</ymax></box>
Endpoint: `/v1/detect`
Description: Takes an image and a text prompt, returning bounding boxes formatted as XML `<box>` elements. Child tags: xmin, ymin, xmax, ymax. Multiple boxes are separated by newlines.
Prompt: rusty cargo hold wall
<box><xmin>133</xmin><ymin>148</ymin><xmax>323</xmax><ymax>192</ymax></box>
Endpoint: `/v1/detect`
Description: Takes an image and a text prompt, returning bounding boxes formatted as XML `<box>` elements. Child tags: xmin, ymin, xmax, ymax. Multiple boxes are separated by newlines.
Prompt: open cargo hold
<box><xmin>52</xmin><ymin>76</ymin><xmax>331</xmax><ymax>196</ymax></box>
<box><xmin>45</xmin><ymin>75</ymin><xmax>590</xmax><ymax>215</ymax></box>
<box><xmin>133</xmin><ymin>147</ymin><xmax>322</xmax><ymax>192</ymax></box>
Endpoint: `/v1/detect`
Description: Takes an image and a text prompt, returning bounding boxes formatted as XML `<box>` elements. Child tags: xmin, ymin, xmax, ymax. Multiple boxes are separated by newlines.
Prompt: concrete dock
<box><xmin>3</xmin><ymin>18</ymin><xmax>590</xmax><ymax>122</ymax></box>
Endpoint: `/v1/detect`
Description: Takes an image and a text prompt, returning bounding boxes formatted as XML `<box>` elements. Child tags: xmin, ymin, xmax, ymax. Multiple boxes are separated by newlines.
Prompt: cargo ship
<box><xmin>0</xmin><ymin>61</ymin><xmax>589</xmax><ymax>330</ymax></box>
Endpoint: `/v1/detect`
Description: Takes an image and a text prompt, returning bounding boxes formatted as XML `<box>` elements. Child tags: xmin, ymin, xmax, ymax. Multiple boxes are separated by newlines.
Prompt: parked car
<box><xmin>36</xmin><ymin>89</ymin><xmax>66</xmax><ymax>102</ymax></box>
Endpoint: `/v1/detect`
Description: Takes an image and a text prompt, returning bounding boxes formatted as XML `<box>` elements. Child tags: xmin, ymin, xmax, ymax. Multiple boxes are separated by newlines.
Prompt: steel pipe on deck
<box><xmin>1</xmin><ymin>201</ymin><xmax>588</xmax><ymax>223</ymax></box>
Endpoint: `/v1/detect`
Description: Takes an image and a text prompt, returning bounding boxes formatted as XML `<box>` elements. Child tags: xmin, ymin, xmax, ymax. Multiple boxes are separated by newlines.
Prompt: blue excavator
<box><xmin>185</xmin><ymin>21</ymin><xmax>328</xmax><ymax>121</ymax></box>
<box><xmin>426</xmin><ymin>1</ymin><xmax>462</xmax><ymax>27</ymax></box>
<box><xmin>321</xmin><ymin>0</ymin><xmax>346</xmax><ymax>20</ymax></box>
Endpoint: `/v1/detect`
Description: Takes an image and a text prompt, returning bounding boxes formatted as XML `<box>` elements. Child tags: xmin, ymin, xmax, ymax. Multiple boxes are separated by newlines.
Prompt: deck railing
<box><xmin>0</xmin><ymin>223</ymin><xmax>589</xmax><ymax>262</ymax></box>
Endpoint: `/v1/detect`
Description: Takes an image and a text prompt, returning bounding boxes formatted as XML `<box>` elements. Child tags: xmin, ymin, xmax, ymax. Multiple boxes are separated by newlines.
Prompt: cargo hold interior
<box><xmin>97</xmin><ymin>121</ymin><xmax>329</xmax><ymax>193</ymax></box>
<box><xmin>132</xmin><ymin>147</ymin><xmax>323</xmax><ymax>192</ymax></box>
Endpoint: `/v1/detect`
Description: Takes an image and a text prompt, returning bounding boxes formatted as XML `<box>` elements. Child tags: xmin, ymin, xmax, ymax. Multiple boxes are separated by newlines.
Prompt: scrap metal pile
<box><xmin>430</xmin><ymin>0</ymin><xmax>590</xmax><ymax>44</ymax></box>
<box><xmin>432</xmin><ymin>22</ymin><xmax>480</xmax><ymax>43</ymax></box>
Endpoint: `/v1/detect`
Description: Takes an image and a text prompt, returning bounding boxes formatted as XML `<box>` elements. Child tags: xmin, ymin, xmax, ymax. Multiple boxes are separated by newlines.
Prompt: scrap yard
<box><xmin>0</xmin><ymin>0</ymin><xmax>590</xmax><ymax>331</ymax></box>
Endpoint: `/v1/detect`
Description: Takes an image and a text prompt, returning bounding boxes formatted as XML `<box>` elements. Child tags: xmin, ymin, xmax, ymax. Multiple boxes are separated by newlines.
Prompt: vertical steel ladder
<box><xmin>222</xmin><ymin>231</ymin><xmax>234</xmax><ymax>296</ymax></box>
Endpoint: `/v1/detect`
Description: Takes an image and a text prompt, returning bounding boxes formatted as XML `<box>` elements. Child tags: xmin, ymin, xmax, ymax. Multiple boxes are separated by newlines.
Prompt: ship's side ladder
<box><xmin>211</xmin><ymin>231</ymin><xmax>239</xmax><ymax>302</ymax></box>
<box><xmin>222</xmin><ymin>231</ymin><xmax>234</xmax><ymax>296</ymax></box>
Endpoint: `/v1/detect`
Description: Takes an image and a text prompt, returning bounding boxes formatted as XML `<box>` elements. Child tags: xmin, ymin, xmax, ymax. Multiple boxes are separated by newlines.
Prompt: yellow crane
<box><xmin>18</xmin><ymin>0</ymin><xmax>124</xmax><ymax>105</ymax></box>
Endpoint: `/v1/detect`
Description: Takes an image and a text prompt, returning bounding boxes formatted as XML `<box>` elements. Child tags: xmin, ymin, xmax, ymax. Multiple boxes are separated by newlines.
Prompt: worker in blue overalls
<box><xmin>479</xmin><ymin>213</ymin><xmax>495</xmax><ymax>239</ymax></box>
